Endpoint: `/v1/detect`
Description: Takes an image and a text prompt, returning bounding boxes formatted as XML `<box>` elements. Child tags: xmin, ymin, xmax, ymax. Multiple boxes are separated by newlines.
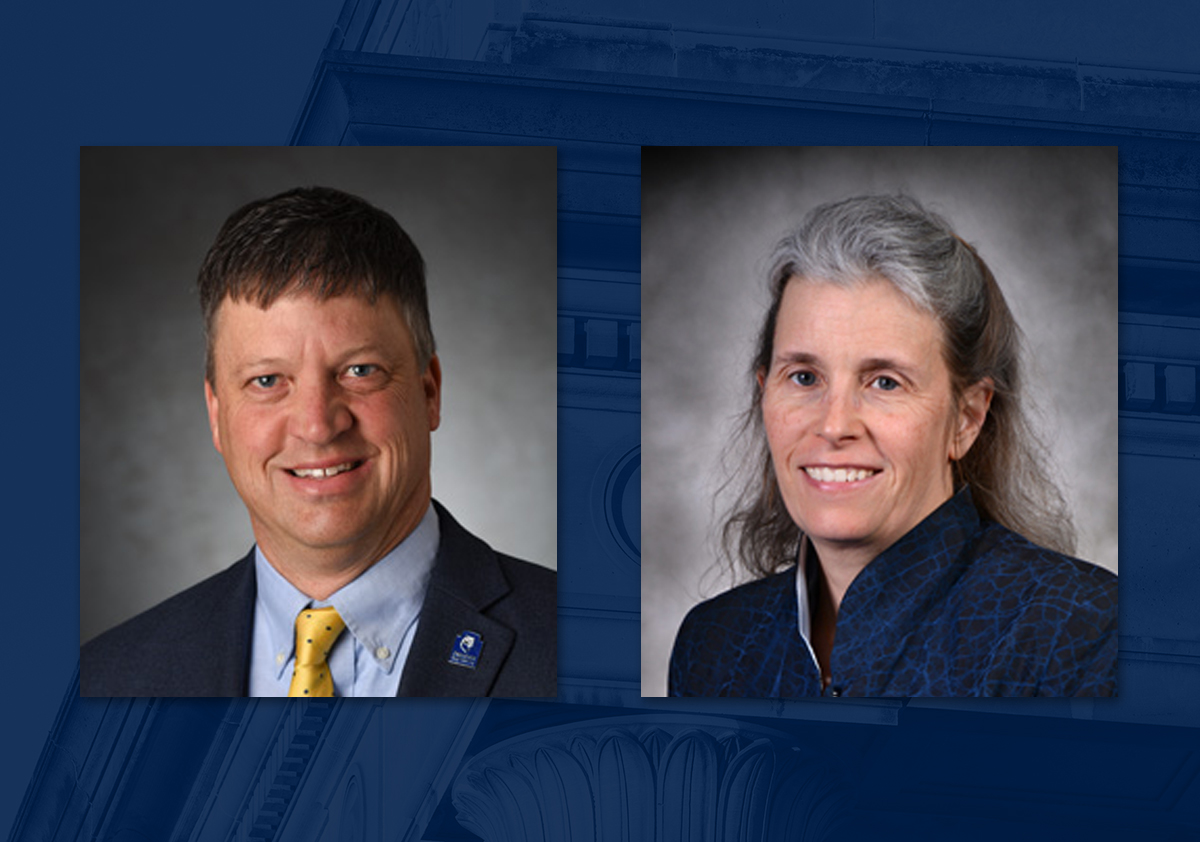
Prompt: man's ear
<box><xmin>423</xmin><ymin>354</ymin><xmax>442</xmax><ymax>432</ymax></box>
<box><xmin>204</xmin><ymin>378</ymin><xmax>223</xmax><ymax>454</ymax></box>
<box><xmin>951</xmin><ymin>379</ymin><xmax>994</xmax><ymax>461</ymax></box>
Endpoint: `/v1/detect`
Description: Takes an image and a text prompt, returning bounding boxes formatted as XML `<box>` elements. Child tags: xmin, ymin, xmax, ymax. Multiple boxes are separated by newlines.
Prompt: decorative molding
<box><xmin>281</xmin><ymin>701</ymin><xmax>383</xmax><ymax>841</ymax></box>
<box><xmin>1120</xmin><ymin>636</ymin><xmax>1200</xmax><ymax>667</ymax></box>
<box><xmin>1117</xmin><ymin>311</ymin><xmax>1200</xmax><ymax>457</ymax></box>
<box><xmin>319</xmin><ymin>3</ymin><xmax>1200</xmax><ymax>134</ymax></box>
<box><xmin>400</xmin><ymin>699</ymin><xmax>492</xmax><ymax>842</ymax></box>
<box><xmin>1120</xmin><ymin>313</ymin><xmax>1200</xmax><ymax>363</ymax></box>
<box><xmin>558</xmin><ymin>370</ymin><xmax>639</xmax><ymax>413</ymax></box>
<box><xmin>338</xmin><ymin>772</ymin><xmax>364</xmax><ymax>842</ymax></box>
<box><xmin>451</xmin><ymin>717</ymin><xmax>851</xmax><ymax>842</ymax></box>
<box><xmin>559</xmin><ymin>268</ymin><xmax>641</xmax><ymax>374</ymax></box>
<box><xmin>232</xmin><ymin>700</ymin><xmax>337</xmax><ymax>842</ymax></box>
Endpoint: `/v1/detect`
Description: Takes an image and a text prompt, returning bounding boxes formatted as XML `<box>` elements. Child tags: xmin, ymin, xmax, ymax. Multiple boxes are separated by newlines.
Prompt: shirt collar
<box><xmin>254</xmin><ymin>503</ymin><xmax>440</xmax><ymax>679</ymax></box>
<box><xmin>795</xmin><ymin>539</ymin><xmax>812</xmax><ymax>644</ymax></box>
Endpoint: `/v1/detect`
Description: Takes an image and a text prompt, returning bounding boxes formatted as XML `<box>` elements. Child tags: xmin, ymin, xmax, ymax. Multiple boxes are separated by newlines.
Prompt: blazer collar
<box><xmin>396</xmin><ymin>500</ymin><xmax>515</xmax><ymax>697</ymax></box>
<box><xmin>832</xmin><ymin>486</ymin><xmax>980</xmax><ymax>692</ymax></box>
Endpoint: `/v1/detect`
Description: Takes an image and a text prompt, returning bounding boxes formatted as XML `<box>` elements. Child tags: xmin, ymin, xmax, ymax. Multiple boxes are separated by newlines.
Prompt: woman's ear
<box><xmin>951</xmin><ymin>379</ymin><xmax>994</xmax><ymax>461</ymax></box>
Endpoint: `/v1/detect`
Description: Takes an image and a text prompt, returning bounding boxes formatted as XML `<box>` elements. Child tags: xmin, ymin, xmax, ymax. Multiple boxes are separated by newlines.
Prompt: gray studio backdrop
<box><xmin>81</xmin><ymin>147</ymin><xmax>556</xmax><ymax>645</ymax></box>
<box><xmin>641</xmin><ymin>147</ymin><xmax>1118</xmax><ymax>697</ymax></box>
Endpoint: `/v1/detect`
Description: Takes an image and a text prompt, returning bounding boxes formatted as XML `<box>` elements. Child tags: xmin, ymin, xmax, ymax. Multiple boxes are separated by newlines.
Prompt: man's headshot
<box><xmin>80</xmin><ymin>148</ymin><xmax>557</xmax><ymax>697</ymax></box>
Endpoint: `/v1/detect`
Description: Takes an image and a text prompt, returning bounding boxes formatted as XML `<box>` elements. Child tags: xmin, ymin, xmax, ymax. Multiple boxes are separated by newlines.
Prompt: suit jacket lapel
<box><xmin>166</xmin><ymin>550</ymin><xmax>255</xmax><ymax>696</ymax></box>
<box><xmin>397</xmin><ymin>503</ymin><xmax>515</xmax><ymax>697</ymax></box>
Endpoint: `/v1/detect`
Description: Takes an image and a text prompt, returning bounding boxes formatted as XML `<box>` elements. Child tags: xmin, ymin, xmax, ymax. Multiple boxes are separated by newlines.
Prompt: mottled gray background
<box><xmin>81</xmin><ymin>147</ymin><xmax>556</xmax><ymax>645</ymax></box>
<box><xmin>641</xmin><ymin>147</ymin><xmax>1118</xmax><ymax>696</ymax></box>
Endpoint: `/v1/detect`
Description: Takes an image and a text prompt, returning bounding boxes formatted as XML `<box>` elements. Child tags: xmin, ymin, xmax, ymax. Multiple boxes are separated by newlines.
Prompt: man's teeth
<box><xmin>805</xmin><ymin>467</ymin><xmax>876</xmax><ymax>483</ymax></box>
<box><xmin>292</xmin><ymin>462</ymin><xmax>356</xmax><ymax>478</ymax></box>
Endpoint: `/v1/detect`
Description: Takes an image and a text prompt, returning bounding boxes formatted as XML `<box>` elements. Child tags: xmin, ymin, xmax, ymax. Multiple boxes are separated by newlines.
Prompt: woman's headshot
<box><xmin>641</xmin><ymin>147</ymin><xmax>1117</xmax><ymax>698</ymax></box>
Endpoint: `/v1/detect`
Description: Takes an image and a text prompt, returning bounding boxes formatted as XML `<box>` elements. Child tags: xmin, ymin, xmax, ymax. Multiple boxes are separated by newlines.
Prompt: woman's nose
<box><xmin>817</xmin><ymin>384</ymin><xmax>862</xmax><ymax>443</ymax></box>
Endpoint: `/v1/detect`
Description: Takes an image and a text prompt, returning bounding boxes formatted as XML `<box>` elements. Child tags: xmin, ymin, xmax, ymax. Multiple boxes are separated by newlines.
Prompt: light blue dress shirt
<box><xmin>249</xmin><ymin>503</ymin><xmax>439</xmax><ymax>697</ymax></box>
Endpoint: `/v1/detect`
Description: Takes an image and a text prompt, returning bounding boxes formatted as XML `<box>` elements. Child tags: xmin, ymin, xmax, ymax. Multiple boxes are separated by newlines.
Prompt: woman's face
<box><xmin>760</xmin><ymin>277</ymin><xmax>990</xmax><ymax>564</ymax></box>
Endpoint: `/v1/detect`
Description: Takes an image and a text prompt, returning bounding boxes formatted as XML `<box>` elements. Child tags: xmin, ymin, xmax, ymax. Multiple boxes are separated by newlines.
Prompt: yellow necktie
<box><xmin>288</xmin><ymin>606</ymin><xmax>346</xmax><ymax>697</ymax></box>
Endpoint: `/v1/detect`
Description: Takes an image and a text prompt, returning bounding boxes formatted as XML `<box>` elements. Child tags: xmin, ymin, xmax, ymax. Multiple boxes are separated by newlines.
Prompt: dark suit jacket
<box><xmin>671</xmin><ymin>488</ymin><xmax>1117</xmax><ymax>698</ymax></box>
<box><xmin>81</xmin><ymin>502</ymin><xmax>557</xmax><ymax>697</ymax></box>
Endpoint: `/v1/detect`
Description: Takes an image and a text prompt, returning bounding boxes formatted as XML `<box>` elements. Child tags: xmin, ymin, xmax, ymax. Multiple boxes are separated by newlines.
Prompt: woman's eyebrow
<box><xmin>773</xmin><ymin>351</ymin><xmax>820</xmax><ymax>367</ymax></box>
<box><xmin>859</xmin><ymin>356</ymin><xmax>917</xmax><ymax>374</ymax></box>
<box><xmin>773</xmin><ymin>351</ymin><xmax>916</xmax><ymax>370</ymax></box>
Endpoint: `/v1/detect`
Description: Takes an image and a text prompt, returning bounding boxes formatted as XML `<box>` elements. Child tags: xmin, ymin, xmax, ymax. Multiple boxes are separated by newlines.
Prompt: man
<box><xmin>81</xmin><ymin>187</ymin><xmax>557</xmax><ymax>697</ymax></box>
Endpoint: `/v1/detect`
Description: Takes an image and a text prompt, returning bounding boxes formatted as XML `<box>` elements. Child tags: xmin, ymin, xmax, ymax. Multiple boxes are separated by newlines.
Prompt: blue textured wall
<box><xmin>8</xmin><ymin>1</ymin><xmax>1200</xmax><ymax>840</ymax></box>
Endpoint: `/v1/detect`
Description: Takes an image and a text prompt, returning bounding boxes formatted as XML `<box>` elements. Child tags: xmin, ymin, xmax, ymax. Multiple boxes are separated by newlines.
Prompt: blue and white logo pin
<box><xmin>449</xmin><ymin>630</ymin><xmax>484</xmax><ymax>669</ymax></box>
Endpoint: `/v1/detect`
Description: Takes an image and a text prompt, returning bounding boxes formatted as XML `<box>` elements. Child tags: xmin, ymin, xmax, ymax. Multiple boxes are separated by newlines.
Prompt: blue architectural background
<box><xmin>7</xmin><ymin>1</ymin><xmax>1200</xmax><ymax>840</ymax></box>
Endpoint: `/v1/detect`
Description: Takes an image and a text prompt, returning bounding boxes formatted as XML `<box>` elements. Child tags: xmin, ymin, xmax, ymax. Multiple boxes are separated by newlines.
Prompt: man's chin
<box><xmin>253</xmin><ymin>517</ymin><xmax>375</xmax><ymax>558</ymax></box>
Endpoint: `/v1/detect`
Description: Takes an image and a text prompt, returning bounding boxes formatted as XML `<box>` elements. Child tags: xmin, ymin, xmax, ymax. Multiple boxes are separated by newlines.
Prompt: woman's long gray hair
<box><xmin>721</xmin><ymin>195</ymin><xmax>1076</xmax><ymax>579</ymax></box>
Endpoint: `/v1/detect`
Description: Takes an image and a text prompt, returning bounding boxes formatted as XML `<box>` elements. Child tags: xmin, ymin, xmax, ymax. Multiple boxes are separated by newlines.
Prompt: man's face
<box><xmin>205</xmin><ymin>293</ymin><xmax>440</xmax><ymax>572</ymax></box>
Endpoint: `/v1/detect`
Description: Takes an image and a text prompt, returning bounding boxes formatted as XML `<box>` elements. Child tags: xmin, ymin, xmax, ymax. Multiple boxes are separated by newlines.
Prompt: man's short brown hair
<box><xmin>197</xmin><ymin>186</ymin><xmax>435</xmax><ymax>382</ymax></box>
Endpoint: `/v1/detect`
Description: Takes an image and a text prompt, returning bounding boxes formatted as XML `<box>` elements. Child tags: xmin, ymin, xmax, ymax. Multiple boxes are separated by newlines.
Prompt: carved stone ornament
<box><xmin>451</xmin><ymin>715</ymin><xmax>850</xmax><ymax>841</ymax></box>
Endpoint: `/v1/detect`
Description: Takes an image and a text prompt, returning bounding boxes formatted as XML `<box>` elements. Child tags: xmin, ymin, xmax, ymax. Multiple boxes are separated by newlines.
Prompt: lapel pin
<box><xmin>449</xmin><ymin>630</ymin><xmax>484</xmax><ymax>669</ymax></box>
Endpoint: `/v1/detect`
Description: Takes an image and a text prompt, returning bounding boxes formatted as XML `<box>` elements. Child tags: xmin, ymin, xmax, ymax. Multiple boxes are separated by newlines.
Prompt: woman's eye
<box><xmin>789</xmin><ymin>370</ymin><xmax>817</xmax><ymax>387</ymax></box>
<box><xmin>253</xmin><ymin>374</ymin><xmax>279</xmax><ymax>389</ymax></box>
<box><xmin>347</xmin><ymin>364</ymin><xmax>377</xmax><ymax>378</ymax></box>
<box><xmin>872</xmin><ymin>375</ymin><xmax>900</xmax><ymax>391</ymax></box>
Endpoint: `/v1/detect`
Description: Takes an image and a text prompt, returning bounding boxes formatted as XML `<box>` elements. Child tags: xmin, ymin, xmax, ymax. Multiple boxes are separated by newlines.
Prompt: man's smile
<box><xmin>287</xmin><ymin>460</ymin><xmax>365</xmax><ymax>479</ymax></box>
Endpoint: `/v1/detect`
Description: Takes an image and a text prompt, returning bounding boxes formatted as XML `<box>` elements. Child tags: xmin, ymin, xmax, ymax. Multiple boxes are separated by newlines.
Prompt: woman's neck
<box><xmin>808</xmin><ymin>540</ymin><xmax>874</xmax><ymax>611</ymax></box>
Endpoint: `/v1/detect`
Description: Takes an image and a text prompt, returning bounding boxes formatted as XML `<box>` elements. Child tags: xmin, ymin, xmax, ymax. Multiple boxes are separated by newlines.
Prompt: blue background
<box><xmin>6</xmin><ymin>3</ymin><xmax>345</xmax><ymax>831</ymax></box>
<box><xmin>7</xmin><ymin>1</ymin><xmax>1200</xmax><ymax>839</ymax></box>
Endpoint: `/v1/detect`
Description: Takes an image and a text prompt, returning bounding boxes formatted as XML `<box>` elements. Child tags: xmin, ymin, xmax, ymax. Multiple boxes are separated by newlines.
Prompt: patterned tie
<box><xmin>288</xmin><ymin>606</ymin><xmax>346</xmax><ymax>697</ymax></box>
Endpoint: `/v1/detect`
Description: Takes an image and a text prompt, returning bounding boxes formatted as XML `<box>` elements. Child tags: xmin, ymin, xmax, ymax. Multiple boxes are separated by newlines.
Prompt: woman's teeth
<box><xmin>805</xmin><ymin>466</ymin><xmax>876</xmax><ymax>483</ymax></box>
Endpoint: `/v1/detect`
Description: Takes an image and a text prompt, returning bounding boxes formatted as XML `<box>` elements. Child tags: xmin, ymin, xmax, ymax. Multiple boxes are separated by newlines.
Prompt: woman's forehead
<box><xmin>772</xmin><ymin>277</ymin><xmax>944</xmax><ymax>362</ymax></box>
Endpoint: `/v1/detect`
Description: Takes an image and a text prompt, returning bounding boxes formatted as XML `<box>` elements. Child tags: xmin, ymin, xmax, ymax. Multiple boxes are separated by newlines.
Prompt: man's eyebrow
<box><xmin>232</xmin><ymin>357</ymin><xmax>287</xmax><ymax>376</ymax></box>
<box><xmin>335</xmin><ymin>343</ymin><xmax>388</xmax><ymax>360</ymax></box>
<box><xmin>230</xmin><ymin>344</ymin><xmax>395</xmax><ymax>373</ymax></box>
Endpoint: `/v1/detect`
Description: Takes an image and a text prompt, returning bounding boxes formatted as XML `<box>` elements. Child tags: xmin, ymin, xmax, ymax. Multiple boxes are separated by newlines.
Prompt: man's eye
<box><xmin>347</xmin><ymin>364</ymin><xmax>377</xmax><ymax>378</ymax></box>
<box><xmin>789</xmin><ymin>370</ymin><xmax>817</xmax><ymax>387</ymax></box>
<box><xmin>253</xmin><ymin>374</ymin><xmax>279</xmax><ymax>389</ymax></box>
<box><xmin>872</xmin><ymin>375</ymin><xmax>900</xmax><ymax>391</ymax></box>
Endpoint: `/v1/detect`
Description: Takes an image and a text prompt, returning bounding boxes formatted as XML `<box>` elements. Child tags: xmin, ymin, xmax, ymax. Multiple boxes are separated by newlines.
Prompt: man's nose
<box><xmin>817</xmin><ymin>382</ymin><xmax>863</xmax><ymax>444</ymax></box>
<box><xmin>291</xmin><ymin>378</ymin><xmax>352</xmax><ymax>444</ymax></box>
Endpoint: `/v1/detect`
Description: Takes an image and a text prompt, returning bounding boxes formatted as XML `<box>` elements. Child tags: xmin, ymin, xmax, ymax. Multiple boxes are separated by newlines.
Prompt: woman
<box><xmin>669</xmin><ymin>195</ymin><xmax>1117</xmax><ymax>698</ymax></box>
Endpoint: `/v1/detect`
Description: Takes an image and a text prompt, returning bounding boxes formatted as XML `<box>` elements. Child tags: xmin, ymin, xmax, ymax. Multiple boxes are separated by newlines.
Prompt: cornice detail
<box><xmin>451</xmin><ymin>717</ymin><xmax>850</xmax><ymax>841</ymax></box>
